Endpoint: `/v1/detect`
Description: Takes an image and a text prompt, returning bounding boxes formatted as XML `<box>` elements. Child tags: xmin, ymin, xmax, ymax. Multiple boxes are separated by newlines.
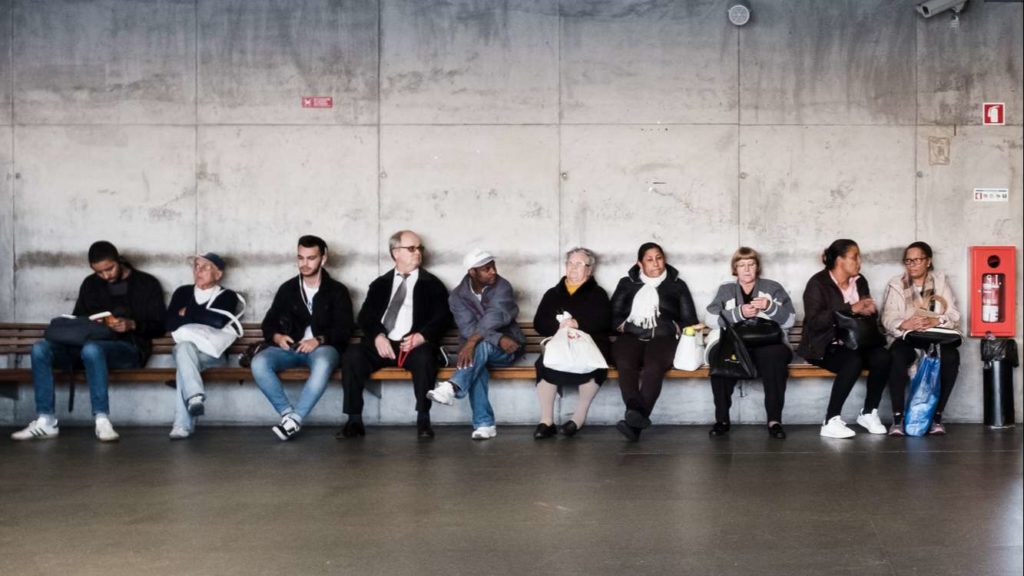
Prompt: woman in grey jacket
<box><xmin>705</xmin><ymin>247</ymin><xmax>796</xmax><ymax>439</ymax></box>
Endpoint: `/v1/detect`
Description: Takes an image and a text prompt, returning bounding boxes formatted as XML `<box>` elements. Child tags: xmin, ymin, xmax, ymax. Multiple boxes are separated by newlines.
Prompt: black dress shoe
<box><xmin>624</xmin><ymin>409</ymin><xmax>652</xmax><ymax>430</ymax></box>
<box><xmin>533</xmin><ymin>423</ymin><xmax>557</xmax><ymax>440</ymax></box>
<box><xmin>417</xmin><ymin>424</ymin><xmax>435</xmax><ymax>439</ymax></box>
<box><xmin>709</xmin><ymin>422</ymin><xmax>731</xmax><ymax>437</ymax></box>
<box><xmin>768</xmin><ymin>423</ymin><xmax>786</xmax><ymax>439</ymax></box>
<box><xmin>615</xmin><ymin>420</ymin><xmax>641</xmax><ymax>442</ymax></box>
<box><xmin>336</xmin><ymin>419</ymin><xmax>365</xmax><ymax>439</ymax></box>
<box><xmin>561</xmin><ymin>420</ymin><xmax>579</xmax><ymax>438</ymax></box>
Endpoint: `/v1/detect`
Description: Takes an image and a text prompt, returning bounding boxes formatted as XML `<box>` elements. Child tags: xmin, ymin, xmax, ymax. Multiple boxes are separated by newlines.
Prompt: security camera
<box><xmin>916</xmin><ymin>0</ymin><xmax>967</xmax><ymax>18</ymax></box>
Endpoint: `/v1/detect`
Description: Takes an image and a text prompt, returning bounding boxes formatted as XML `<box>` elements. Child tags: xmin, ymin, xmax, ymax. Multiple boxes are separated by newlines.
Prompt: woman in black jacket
<box><xmin>532</xmin><ymin>248</ymin><xmax>612</xmax><ymax>439</ymax></box>
<box><xmin>797</xmin><ymin>239</ymin><xmax>891</xmax><ymax>439</ymax></box>
<box><xmin>610</xmin><ymin>242</ymin><xmax>698</xmax><ymax>441</ymax></box>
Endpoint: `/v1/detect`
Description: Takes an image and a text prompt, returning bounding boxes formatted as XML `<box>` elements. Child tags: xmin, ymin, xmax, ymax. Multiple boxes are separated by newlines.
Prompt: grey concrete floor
<box><xmin>1</xmin><ymin>424</ymin><xmax>1021</xmax><ymax>576</ymax></box>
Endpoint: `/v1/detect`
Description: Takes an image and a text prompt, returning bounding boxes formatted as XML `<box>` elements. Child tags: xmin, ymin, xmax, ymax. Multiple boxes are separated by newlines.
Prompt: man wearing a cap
<box><xmin>338</xmin><ymin>230</ymin><xmax>452</xmax><ymax>439</ymax></box>
<box><xmin>12</xmin><ymin>240</ymin><xmax>165</xmax><ymax>442</ymax></box>
<box><xmin>427</xmin><ymin>249</ymin><xmax>525</xmax><ymax>439</ymax></box>
<box><xmin>164</xmin><ymin>252</ymin><xmax>241</xmax><ymax>439</ymax></box>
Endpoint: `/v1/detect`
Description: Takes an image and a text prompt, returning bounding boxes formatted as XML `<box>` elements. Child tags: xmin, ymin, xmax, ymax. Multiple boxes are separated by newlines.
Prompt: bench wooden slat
<box><xmin>0</xmin><ymin>321</ymin><xmax>845</xmax><ymax>385</ymax></box>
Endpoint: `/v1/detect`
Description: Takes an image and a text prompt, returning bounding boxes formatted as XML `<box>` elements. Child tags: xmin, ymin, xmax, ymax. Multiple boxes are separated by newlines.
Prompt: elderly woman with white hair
<box><xmin>531</xmin><ymin>247</ymin><xmax>612</xmax><ymax>439</ymax></box>
<box><xmin>610</xmin><ymin>242</ymin><xmax>698</xmax><ymax>441</ymax></box>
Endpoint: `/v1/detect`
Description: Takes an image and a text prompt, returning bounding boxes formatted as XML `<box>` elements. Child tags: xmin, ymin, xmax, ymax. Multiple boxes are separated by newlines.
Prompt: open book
<box><xmin>59</xmin><ymin>311</ymin><xmax>113</xmax><ymax>321</ymax></box>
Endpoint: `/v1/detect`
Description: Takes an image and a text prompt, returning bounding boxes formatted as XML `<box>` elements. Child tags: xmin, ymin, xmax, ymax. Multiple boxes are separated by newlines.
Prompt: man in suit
<box><xmin>338</xmin><ymin>230</ymin><xmax>452</xmax><ymax>439</ymax></box>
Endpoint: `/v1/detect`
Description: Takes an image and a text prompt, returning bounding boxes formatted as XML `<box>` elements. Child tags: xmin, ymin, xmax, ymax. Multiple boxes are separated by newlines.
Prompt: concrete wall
<box><xmin>1</xmin><ymin>0</ymin><xmax>1022</xmax><ymax>428</ymax></box>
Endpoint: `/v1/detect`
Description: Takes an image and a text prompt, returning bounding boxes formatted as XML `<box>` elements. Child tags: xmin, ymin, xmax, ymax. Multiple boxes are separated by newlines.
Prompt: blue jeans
<box><xmin>449</xmin><ymin>340</ymin><xmax>516</xmax><ymax>428</ymax></box>
<box><xmin>171</xmin><ymin>341</ymin><xmax>226</xmax><ymax>431</ymax></box>
<box><xmin>32</xmin><ymin>339</ymin><xmax>141</xmax><ymax>416</ymax></box>
<box><xmin>250</xmin><ymin>345</ymin><xmax>340</xmax><ymax>423</ymax></box>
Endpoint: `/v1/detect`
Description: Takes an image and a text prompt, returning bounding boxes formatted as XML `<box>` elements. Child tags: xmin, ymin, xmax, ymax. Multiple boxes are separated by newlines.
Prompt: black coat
<box><xmin>357</xmin><ymin>268</ymin><xmax>452</xmax><ymax>345</ymax></box>
<box><xmin>260</xmin><ymin>270</ymin><xmax>354</xmax><ymax>350</ymax></box>
<box><xmin>532</xmin><ymin>276</ymin><xmax>612</xmax><ymax>360</ymax></box>
<box><xmin>71</xmin><ymin>263</ymin><xmax>166</xmax><ymax>362</ymax></box>
<box><xmin>797</xmin><ymin>269</ymin><xmax>872</xmax><ymax>361</ymax></box>
<box><xmin>610</xmin><ymin>264</ymin><xmax>698</xmax><ymax>339</ymax></box>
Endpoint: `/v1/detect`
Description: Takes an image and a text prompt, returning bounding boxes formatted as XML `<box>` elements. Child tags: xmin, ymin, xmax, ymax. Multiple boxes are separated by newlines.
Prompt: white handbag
<box><xmin>171</xmin><ymin>289</ymin><xmax>246</xmax><ymax>358</ymax></box>
<box><xmin>673</xmin><ymin>328</ymin><xmax>705</xmax><ymax>371</ymax></box>
<box><xmin>542</xmin><ymin>324</ymin><xmax>609</xmax><ymax>374</ymax></box>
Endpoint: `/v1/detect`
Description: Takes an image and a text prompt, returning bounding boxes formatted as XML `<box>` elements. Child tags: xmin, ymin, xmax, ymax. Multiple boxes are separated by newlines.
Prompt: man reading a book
<box><xmin>11</xmin><ymin>240</ymin><xmax>165</xmax><ymax>442</ymax></box>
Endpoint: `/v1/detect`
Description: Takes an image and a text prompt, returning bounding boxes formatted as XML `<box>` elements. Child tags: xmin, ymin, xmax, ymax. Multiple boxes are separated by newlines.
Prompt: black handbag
<box><xmin>731</xmin><ymin>317</ymin><xmax>784</xmax><ymax>348</ymax></box>
<box><xmin>709</xmin><ymin>324</ymin><xmax>759</xmax><ymax>380</ymax></box>
<box><xmin>43</xmin><ymin>316</ymin><xmax>115</xmax><ymax>347</ymax></box>
<box><xmin>903</xmin><ymin>327</ymin><xmax>962</xmax><ymax>348</ymax></box>
<box><xmin>832</xmin><ymin>311</ymin><xmax>883</xmax><ymax>350</ymax></box>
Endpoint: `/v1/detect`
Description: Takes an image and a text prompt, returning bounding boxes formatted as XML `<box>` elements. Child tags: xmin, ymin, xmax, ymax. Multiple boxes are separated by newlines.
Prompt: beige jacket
<box><xmin>881</xmin><ymin>270</ymin><xmax>961</xmax><ymax>342</ymax></box>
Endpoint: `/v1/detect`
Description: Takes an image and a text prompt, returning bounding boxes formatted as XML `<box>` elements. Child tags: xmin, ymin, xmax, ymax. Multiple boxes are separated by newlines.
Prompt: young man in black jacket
<box><xmin>251</xmin><ymin>235</ymin><xmax>354</xmax><ymax>441</ymax></box>
<box><xmin>338</xmin><ymin>230</ymin><xmax>452</xmax><ymax>439</ymax></box>
<box><xmin>12</xmin><ymin>241</ymin><xmax>165</xmax><ymax>442</ymax></box>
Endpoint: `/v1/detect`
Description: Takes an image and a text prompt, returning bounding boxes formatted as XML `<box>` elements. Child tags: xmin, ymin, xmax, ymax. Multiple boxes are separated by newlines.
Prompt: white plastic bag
<box><xmin>673</xmin><ymin>328</ymin><xmax>705</xmax><ymax>371</ymax></box>
<box><xmin>543</xmin><ymin>327</ymin><xmax>609</xmax><ymax>374</ymax></box>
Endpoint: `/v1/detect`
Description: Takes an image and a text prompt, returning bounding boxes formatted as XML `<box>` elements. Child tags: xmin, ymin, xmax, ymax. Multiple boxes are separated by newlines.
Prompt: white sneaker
<box><xmin>95</xmin><ymin>417</ymin><xmax>120</xmax><ymax>442</ymax></box>
<box><xmin>820</xmin><ymin>416</ymin><xmax>856</xmax><ymax>439</ymax></box>
<box><xmin>426</xmin><ymin>381</ymin><xmax>456</xmax><ymax>406</ymax></box>
<box><xmin>169</xmin><ymin>427</ymin><xmax>192</xmax><ymax>440</ymax></box>
<box><xmin>471</xmin><ymin>425</ymin><xmax>497</xmax><ymax>440</ymax></box>
<box><xmin>11</xmin><ymin>417</ymin><xmax>59</xmax><ymax>441</ymax></box>
<box><xmin>856</xmin><ymin>409</ymin><xmax>887</xmax><ymax>435</ymax></box>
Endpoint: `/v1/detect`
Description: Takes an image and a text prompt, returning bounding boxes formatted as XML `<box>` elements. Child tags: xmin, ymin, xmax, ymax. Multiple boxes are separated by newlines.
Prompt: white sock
<box><xmin>95</xmin><ymin>413</ymin><xmax>109</xmax><ymax>422</ymax></box>
<box><xmin>39</xmin><ymin>414</ymin><xmax>57</xmax><ymax>426</ymax></box>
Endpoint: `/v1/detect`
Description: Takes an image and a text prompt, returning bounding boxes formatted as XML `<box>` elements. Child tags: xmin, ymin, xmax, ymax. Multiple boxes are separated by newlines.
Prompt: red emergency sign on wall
<box><xmin>302</xmin><ymin>96</ymin><xmax>333</xmax><ymax>109</ymax></box>
<box><xmin>983</xmin><ymin>103</ymin><xmax>1004</xmax><ymax>125</ymax></box>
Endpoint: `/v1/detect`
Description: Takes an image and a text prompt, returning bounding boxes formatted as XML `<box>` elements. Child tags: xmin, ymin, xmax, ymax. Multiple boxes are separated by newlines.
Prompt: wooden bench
<box><xmin>0</xmin><ymin>322</ymin><xmax>835</xmax><ymax>399</ymax></box>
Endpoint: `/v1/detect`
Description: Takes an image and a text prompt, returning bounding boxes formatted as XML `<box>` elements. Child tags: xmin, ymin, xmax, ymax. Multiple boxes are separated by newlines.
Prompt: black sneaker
<box><xmin>272</xmin><ymin>415</ymin><xmax>301</xmax><ymax>441</ymax></box>
<box><xmin>768</xmin><ymin>423</ymin><xmax>786</xmax><ymax>439</ymax></box>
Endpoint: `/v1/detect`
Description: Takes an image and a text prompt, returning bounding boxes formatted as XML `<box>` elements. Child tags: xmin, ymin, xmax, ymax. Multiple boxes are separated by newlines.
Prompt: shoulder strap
<box><xmin>205</xmin><ymin>288</ymin><xmax>247</xmax><ymax>337</ymax></box>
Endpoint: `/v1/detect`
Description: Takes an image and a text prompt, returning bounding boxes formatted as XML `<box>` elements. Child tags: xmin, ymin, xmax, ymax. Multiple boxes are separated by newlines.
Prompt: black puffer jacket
<box><xmin>610</xmin><ymin>264</ymin><xmax>698</xmax><ymax>339</ymax></box>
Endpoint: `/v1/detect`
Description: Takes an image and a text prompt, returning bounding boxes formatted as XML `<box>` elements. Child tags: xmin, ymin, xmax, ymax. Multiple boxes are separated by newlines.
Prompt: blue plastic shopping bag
<box><xmin>904</xmin><ymin>353</ymin><xmax>941</xmax><ymax>437</ymax></box>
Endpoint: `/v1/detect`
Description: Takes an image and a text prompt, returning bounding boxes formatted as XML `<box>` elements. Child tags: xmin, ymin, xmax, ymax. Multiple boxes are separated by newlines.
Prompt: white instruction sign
<box><xmin>973</xmin><ymin>188</ymin><xmax>1009</xmax><ymax>202</ymax></box>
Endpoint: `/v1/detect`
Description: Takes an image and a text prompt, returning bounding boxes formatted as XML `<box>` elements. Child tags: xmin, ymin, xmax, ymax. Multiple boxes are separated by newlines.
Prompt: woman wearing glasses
<box><xmin>881</xmin><ymin>241</ymin><xmax>962</xmax><ymax>435</ymax></box>
<box><xmin>705</xmin><ymin>247</ymin><xmax>796</xmax><ymax>439</ymax></box>
<box><xmin>531</xmin><ymin>247</ymin><xmax>612</xmax><ymax>439</ymax></box>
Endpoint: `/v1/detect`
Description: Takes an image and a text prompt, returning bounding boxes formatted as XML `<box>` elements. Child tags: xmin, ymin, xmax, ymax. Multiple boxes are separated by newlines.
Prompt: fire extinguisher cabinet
<box><xmin>969</xmin><ymin>246</ymin><xmax>1016</xmax><ymax>338</ymax></box>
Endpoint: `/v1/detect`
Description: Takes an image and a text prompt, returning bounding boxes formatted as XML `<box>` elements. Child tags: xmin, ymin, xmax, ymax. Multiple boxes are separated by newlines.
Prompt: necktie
<box><xmin>382</xmin><ymin>274</ymin><xmax>409</xmax><ymax>334</ymax></box>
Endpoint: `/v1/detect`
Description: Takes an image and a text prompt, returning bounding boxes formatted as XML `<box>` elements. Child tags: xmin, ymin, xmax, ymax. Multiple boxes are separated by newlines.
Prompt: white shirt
<box><xmin>194</xmin><ymin>285</ymin><xmax>219</xmax><ymax>305</ymax></box>
<box><xmin>301</xmin><ymin>280</ymin><xmax>320</xmax><ymax>341</ymax></box>
<box><xmin>383</xmin><ymin>268</ymin><xmax>419</xmax><ymax>341</ymax></box>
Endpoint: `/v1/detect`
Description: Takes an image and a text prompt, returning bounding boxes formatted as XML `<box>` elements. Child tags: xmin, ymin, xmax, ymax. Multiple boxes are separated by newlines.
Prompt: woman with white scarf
<box><xmin>610</xmin><ymin>242</ymin><xmax>698</xmax><ymax>441</ymax></box>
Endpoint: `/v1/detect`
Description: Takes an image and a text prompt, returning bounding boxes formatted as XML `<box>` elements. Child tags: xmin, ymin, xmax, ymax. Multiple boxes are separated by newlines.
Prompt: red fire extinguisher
<box><xmin>982</xmin><ymin>274</ymin><xmax>1003</xmax><ymax>323</ymax></box>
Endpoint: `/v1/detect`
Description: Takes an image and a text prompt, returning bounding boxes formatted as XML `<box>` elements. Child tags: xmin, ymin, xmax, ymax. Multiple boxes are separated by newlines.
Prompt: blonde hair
<box><xmin>730</xmin><ymin>246</ymin><xmax>761</xmax><ymax>277</ymax></box>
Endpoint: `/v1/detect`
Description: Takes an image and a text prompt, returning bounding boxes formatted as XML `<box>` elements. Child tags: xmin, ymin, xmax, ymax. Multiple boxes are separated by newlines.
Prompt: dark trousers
<box><xmin>341</xmin><ymin>339</ymin><xmax>439</xmax><ymax>415</ymax></box>
<box><xmin>809</xmin><ymin>344</ymin><xmax>891</xmax><ymax>420</ymax></box>
<box><xmin>612</xmin><ymin>333</ymin><xmax>676</xmax><ymax>418</ymax></box>
<box><xmin>887</xmin><ymin>339</ymin><xmax>960</xmax><ymax>416</ymax></box>
<box><xmin>710</xmin><ymin>342</ymin><xmax>792</xmax><ymax>424</ymax></box>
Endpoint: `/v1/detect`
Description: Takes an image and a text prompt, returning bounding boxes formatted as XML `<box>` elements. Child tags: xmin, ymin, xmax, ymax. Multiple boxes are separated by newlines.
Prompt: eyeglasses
<box><xmin>735</xmin><ymin>263</ymin><xmax>757</xmax><ymax>270</ymax></box>
<box><xmin>193</xmin><ymin>262</ymin><xmax>214</xmax><ymax>272</ymax></box>
<box><xmin>395</xmin><ymin>245</ymin><xmax>424</xmax><ymax>254</ymax></box>
<box><xmin>903</xmin><ymin>257</ymin><xmax>928</xmax><ymax>266</ymax></box>
<box><xmin>566</xmin><ymin>261</ymin><xmax>591</xmax><ymax>268</ymax></box>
